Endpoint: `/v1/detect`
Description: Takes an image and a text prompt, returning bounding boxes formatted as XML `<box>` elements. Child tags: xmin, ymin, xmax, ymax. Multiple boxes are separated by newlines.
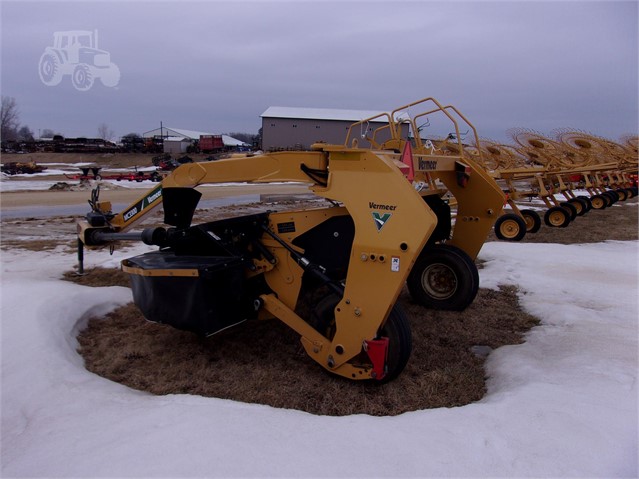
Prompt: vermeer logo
<box><xmin>372</xmin><ymin>212</ymin><xmax>392</xmax><ymax>232</ymax></box>
<box><xmin>369</xmin><ymin>202</ymin><xmax>396</xmax><ymax>211</ymax></box>
<box><xmin>123</xmin><ymin>186</ymin><xmax>161</xmax><ymax>223</ymax></box>
<box><xmin>418</xmin><ymin>159</ymin><xmax>437</xmax><ymax>171</ymax></box>
<box><xmin>145</xmin><ymin>188</ymin><xmax>162</xmax><ymax>206</ymax></box>
<box><xmin>369</xmin><ymin>201</ymin><xmax>396</xmax><ymax>231</ymax></box>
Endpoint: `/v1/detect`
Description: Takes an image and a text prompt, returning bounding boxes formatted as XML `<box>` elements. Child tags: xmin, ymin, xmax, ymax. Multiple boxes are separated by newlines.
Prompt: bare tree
<box><xmin>41</xmin><ymin>128</ymin><xmax>56</xmax><ymax>138</ymax></box>
<box><xmin>224</xmin><ymin>131</ymin><xmax>258</xmax><ymax>145</ymax></box>
<box><xmin>17</xmin><ymin>126</ymin><xmax>34</xmax><ymax>141</ymax></box>
<box><xmin>1</xmin><ymin>96</ymin><xmax>20</xmax><ymax>140</ymax></box>
<box><xmin>97</xmin><ymin>123</ymin><xmax>115</xmax><ymax>141</ymax></box>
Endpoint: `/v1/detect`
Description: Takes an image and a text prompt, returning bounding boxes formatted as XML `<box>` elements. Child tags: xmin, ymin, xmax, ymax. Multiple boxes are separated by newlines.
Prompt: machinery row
<box><xmin>345</xmin><ymin>98</ymin><xmax>638</xmax><ymax>243</ymax></box>
<box><xmin>472</xmin><ymin>128</ymin><xmax>637</xmax><ymax>239</ymax></box>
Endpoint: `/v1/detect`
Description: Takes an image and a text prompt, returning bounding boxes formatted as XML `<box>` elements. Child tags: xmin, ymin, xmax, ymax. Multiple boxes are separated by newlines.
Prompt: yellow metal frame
<box><xmin>344</xmin><ymin>97</ymin><xmax>506</xmax><ymax>259</ymax></box>
<box><xmin>78</xmin><ymin>144</ymin><xmax>436</xmax><ymax>380</ymax></box>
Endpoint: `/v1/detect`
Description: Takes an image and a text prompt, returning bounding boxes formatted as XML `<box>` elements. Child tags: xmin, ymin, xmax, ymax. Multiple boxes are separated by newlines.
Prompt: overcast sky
<box><xmin>1</xmin><ymin>0</ymin><xmax>637</xmax><ymax>142</ymax></box>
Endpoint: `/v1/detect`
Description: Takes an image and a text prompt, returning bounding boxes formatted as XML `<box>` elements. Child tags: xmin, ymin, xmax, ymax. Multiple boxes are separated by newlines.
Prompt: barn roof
<box><xmin>142</xmin><ymin>127</ymin><xmax>247</xmax><ymax>146</ymax></box>
<box><xmin>260</xmin><ymin>106</ymin><xmax>397</xmax><ymax>123</ymax></box>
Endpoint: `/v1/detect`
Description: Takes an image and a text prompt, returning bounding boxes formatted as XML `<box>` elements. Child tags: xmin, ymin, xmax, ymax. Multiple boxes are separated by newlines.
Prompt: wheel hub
<box><xmin>500</xmin><ymin>219</ymin><xmax>520</xmax><ymax>239</ymax></box>
<box><xmin>548</xmin><ymin>211</ymin><xmax>564</xmax><ymax>226</ymax></box>
<box><xmin>422</xmin><ymin>263</ymin><xmax>457</xmax><ymax>299</ymax></box>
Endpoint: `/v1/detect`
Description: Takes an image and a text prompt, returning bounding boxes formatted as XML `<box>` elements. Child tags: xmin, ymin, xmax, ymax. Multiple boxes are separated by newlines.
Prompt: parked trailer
<box><xmin>65</xmin><ymin>167</ymin><xmax>163</xmax><ymax>182</ymax></box>
<box><xmin>199</xmin><ymin>135</ymin><xmax>224</xmax><ymax>153</ymax></box>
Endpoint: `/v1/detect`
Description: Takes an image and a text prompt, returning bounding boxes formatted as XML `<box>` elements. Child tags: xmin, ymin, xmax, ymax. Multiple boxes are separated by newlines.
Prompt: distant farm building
<box><xmin>260</xmin><ymin>106</ymin><xmax>409</xmax><ymax>151</ymax></box>
<box><xmin>142</xmin><ymin>127</ymin><xmax>247</xmax><ymax>153</ymax></box>
<box><xmin>160</xmin><ymin>136</ymin><xmax>191</xmax><ymax>154</ymax></box>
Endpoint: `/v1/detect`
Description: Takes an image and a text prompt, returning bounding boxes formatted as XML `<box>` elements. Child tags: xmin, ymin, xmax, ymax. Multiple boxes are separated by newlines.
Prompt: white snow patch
<box><xmin>1</xmin><ymin>240</ymin><xmax>637</xmax><ymax>477</ymax></box>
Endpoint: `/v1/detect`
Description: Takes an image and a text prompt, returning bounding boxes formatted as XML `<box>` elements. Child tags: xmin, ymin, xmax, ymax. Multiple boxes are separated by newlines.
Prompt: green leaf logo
<box><xmin>372</xmin><ymin>212</ymin><xmax>392</xmax><ymax>231</ymax></box>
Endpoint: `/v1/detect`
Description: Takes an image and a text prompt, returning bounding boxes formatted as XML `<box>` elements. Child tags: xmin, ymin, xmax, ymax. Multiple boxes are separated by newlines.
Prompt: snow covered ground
<box><xmin>0</xmin><ymin>176</ymin><xmax>303</xmax><ymax>193</ymax></box>
<box><xmin>0</xmin><ymin>176</ymin><xmax>160</xmax><ymax>193</ymax></box>
<box><xmin>0</xmin><ymin>179</ymin><xmax>237</xmax><ymax>192</ymax></box>
<box><xmin>0</xmin><ymin>161</ymin><xmax>161</xmax><ymax>192</ymax></box>
<box><xmin>1</xmin><ymin>237</ymin><xmax>637</xmax><ymax>477</ymax></box>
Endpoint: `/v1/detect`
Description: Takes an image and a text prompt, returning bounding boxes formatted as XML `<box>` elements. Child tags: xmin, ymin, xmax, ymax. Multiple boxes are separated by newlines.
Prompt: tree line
<box><xmin>1</xmin><ymin>96</ymin><xmax>36</xmax><ymax>141</ymax></box>
<box><xmin>1</xmin><ymin>96</ymin><xmax>260</xmax><ymax>148</ymax></box>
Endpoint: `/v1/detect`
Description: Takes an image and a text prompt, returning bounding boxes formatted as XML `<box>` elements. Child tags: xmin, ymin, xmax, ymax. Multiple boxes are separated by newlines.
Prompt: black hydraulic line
<box><xmin>300</xmin><ymin>163</ymin><xmax>328</xmax><ymax>187</ymax></box>
<box><xmin>89</xmin><ymin>230</ymin><xmax>144</xmax><ymax>243</ymax></box>
<box><xmin>259</xmin><ymin>223</ymin><xmax>344</xmax><ymax>296</ymax></box>
<box><xmin>77</xmin><ymin>238</ymin><xmax>84</xmax><ymax>275</ymax></box>
<box><xmin>252</xmin><ymin>239</ymin><xmax>276</xmax><ymax>264</ymax></box>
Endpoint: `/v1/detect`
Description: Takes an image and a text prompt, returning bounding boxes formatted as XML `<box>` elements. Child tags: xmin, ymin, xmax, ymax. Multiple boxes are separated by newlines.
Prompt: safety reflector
<box><xmin>365</xmin><ymin>337</ymin><xmax>389</xmax><ymax>380</ymax></box>
<box><xmin>400</xmin><ymin>142</ymin><xmax>415</xmax><ymax>182</ymax></box>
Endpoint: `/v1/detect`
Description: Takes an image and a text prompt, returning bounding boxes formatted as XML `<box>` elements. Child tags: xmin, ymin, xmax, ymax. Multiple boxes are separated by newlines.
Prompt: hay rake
<box><xmin>472</xmin><ymin>128</ymin><xmax>637</xmax><ymax>235</ymax></box>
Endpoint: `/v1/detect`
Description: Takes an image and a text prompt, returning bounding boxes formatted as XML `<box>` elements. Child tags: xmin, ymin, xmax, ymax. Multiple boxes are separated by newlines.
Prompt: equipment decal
<box><xmin>372</xmin><ymin>212</ymin><xmax>392</xmax><ymax>232</ymax></box>
<box><xmin>123</xmin><ymin>185</ymin><xmax>163</xmax><ymax>223</ymax></box>
<box><xmin>369</xmin><ymin>201</ymin><xmax>397</xmax><ymax>211</ymax></box>
<box><xmin>418</xmin><ymin>158</ymin><xmax>437</xmax><ymax>171</ymax></box>
<box><xmin>369</xmin><ymin>201</ymin><xmax>396</xmax><ymax>232</ymax></box>
<box><xmin>391</xmin><ymin>256</ymin><xmax>400</xmax><ymax>272</ymax></box>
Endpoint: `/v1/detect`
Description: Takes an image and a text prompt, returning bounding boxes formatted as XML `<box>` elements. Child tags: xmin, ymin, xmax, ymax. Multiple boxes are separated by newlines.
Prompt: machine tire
<box><xmin>601</xmin><ymin>192</ymin><xmax>614</xmax><ymax>207</ymax></box>
<box><xmin>590</xmin><ymin>194</ymin><xmax>607</xmax><ymax>209</ymax></box>
<box><xmin>606</xmin><ymin>190</ymin><xmax>619</xmax><ymax>203</ymax></box>
<box><xmin>407</xmin><ymin>244</ymin><xmax>479</xmax><ymax>311</ymax></box>
<box><xmin>624</xmin><ymin>188</ymin><xmax>634</xmax><ymax>199</ymax></box>
<box><xmin>494</xmin><ymin>213</ymin><xmax>527</xmax><ymax>241</ymax></box>
<box><xmin>38</xmin><ymin>52</ymin><xmax>62</xmax><ymax>86</ymax></box>
<box><xmin>544</xmin><ymin>206</ymin><xmax>571</xmax><ymax>227</ymax></box>
<box><xmin>609</xmin><ymin>190</ymin><xmax>621</xmax><ymax>202</ymax></box>
<box><xmin>72</xmin><ymin>64</ymin><xmax>94</xmax><ymax>91</ymax></box>
<box><xmin>311</xmin><ymin>294</ymin><xmax>412</xmax><ymax>383</ymax></box>
<box><xmin>559</xmin><ymin>201</ymin><xmax>578</xmax><ymax>220</ymax></box>
<box><xmin>520</xmin><ymin>209</ymin><xmax>542</xmax><ymax>233</ymax></box>
<box><xmin>615</xmin><ymin>189</ymin><xmax>627</xmax><ymax>201</ymax></box>
<box><xmin>575</xmin><ymin>196</ymin><xmax>592</xmax><ymax>212</ymax></box>
<box><xmin>567</xmin><ymin>197</ymin><xmax>587</xmax><ymax>216</ymax></box>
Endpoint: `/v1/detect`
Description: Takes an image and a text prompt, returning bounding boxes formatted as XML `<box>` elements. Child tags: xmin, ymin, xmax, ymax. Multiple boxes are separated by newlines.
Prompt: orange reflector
<box><xmin>365</xmin><ymin>337</ymin><xmax>389</xmax><ymax>380</ymax></box>
<box><xmin>400</xmin><ymin>142</ymin><xmax>415</xmax><ymax>182</ymax></box>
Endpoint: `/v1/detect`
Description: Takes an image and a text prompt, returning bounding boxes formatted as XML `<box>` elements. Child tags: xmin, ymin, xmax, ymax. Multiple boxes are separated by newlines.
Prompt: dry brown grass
<box><xmin>62</xmin><ymin>267</ymin><xmax>131</xmax><ymax>287</ymax></box>
<box><xmin>77</xmin><ymin>286</ymin><xmax>537</xmax><ymax>416</ymax></box>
